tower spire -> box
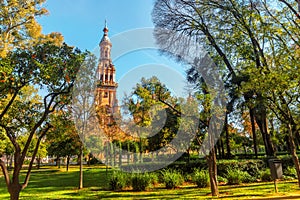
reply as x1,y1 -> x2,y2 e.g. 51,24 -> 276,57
103,20 -> 109,35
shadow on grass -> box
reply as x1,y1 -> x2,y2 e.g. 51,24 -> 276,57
253,196 -> 300,200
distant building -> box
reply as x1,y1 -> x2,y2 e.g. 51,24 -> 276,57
96,22 -> 119,124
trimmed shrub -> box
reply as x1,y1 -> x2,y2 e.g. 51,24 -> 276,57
226,168 -> 254,185
217,160 -> 265,178
161,169 -> 184,189
226,169 -> 242,185
131,173 -> 151,191
109,171 -> 130,191
192,170 -> 209,188
260,169 -> 272,182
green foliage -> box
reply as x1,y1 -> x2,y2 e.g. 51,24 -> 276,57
148,173 -> 159,185
217,176 -> 228,184
192,169 -> 209,188
226,168 -> 243,185
109,171 -> 130,191
240,171 -> 257,183
161,169 -> 184,189
131,173 -> 152,191
124,76 -> 179,152
284,166 -> 297,179
0,41 -> 86,199
0,0 -> 64,57
46,112 -> 81,159
226,168 -> 255,185
217,160 -> 265,178
260,169 -> 272,182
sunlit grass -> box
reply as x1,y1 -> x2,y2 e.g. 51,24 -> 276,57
1,165 -> 300,199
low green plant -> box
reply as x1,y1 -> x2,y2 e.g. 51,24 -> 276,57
226,168 -> 255,185
282,175 -> 295,180
161,169 -> 184,189
192,170 -> 209,188
240,171 -> 257,183
109,171 -> 130,191
148,172 -> 159,185
184,173 -> 192,182
260,169 -> 272,182
226,168 -> 242,185
218,176 -> 228,184
131,173 -> 151,191
284,166 -> 297,178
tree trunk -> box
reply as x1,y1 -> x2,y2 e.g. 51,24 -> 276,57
254,104 -> 275,157
249,108 -> 258,158
127,143 -> 130,164
224,114 -> 231,158
220,138 -> 225,159
56,156 -> 60,168
8,182 -> 22,200
139,138 -> 143,163
66,155 -> 70,172
113,144 -> 116,166
37,157 -> 41,170
79,146 -> 83,189
87,154 -> 91,167
207,148 -> 218,197
288,123 -> 300,187
217,140 -> 222,159
119,147 -> 122,167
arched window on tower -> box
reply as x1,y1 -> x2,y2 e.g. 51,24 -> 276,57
105,50 -> 108,58
104,92 -> 108,98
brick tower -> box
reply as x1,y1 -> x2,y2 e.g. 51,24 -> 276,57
96,22 -> 119,124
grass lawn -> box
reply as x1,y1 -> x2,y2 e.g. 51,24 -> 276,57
1,165 -> 300,199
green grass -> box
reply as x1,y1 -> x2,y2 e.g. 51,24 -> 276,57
1,165 -> 300,199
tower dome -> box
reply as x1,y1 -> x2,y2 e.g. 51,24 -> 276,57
100,21 -> 111,44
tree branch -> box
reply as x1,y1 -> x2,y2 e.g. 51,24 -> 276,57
279,0 -> 300,20
0,159 -> 11,188
22,123 -> 52,189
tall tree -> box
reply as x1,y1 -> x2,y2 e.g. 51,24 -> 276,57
125,76 -> 179,155
153,0 -> 300,187
152,0 -> 277,157
72,53 -> 97,189
0,42 -> 85,200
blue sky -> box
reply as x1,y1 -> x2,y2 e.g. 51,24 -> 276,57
38,0 -> 187,99
39,0 -> 154,50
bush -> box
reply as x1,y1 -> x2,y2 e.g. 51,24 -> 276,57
218,176 -> 227,184
148,173 -> 159,185
192,170 -> 209,188
184,173 -> 192,182
161,169 -> 184,189
217,160 -> 265,178
282,175 -> 295,180
240,171 -> 257,183
260,169 -> 272,182
109,171 -> 130,191
226,168 -> 241,185
284,166 -> 297,178
226,168 -> 253,185
131,173 -> 151,191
